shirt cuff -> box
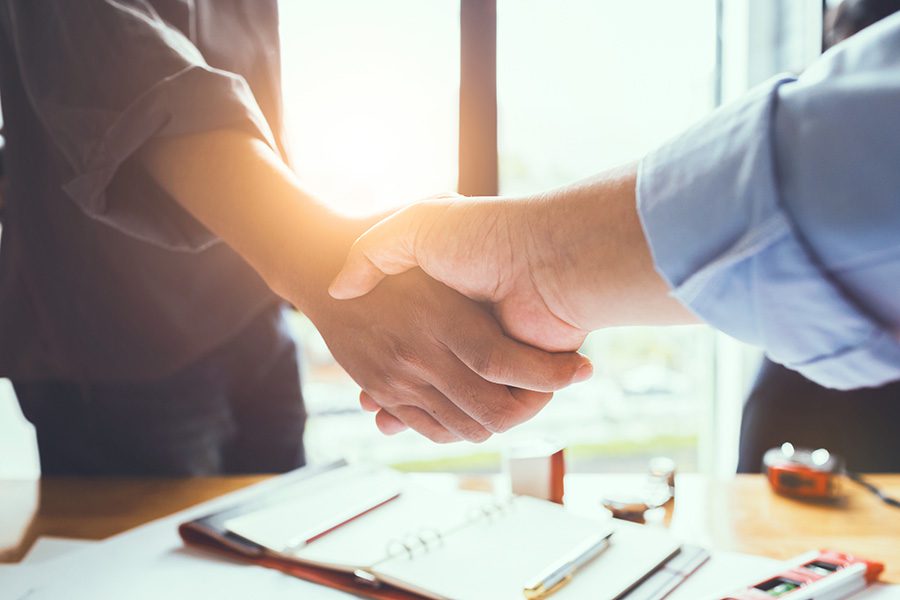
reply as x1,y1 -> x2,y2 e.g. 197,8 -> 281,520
62,65 -> 279,252
636,75 -> 900,390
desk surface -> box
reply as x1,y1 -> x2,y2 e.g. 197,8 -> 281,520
1,473 -> 898,582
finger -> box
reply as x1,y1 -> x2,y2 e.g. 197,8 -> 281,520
509,387 -> 555,419
329,209 -> 421,300
328,247 -> 395,300
375,405 -> 460,443
367,384 -> 489,442
360,390 -> 380,412
442,304 -> 593,392
373,408 -> 408,434
397,385 -> 492,443
426,351 -> 551,434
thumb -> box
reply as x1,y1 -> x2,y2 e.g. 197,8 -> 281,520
328,210 -> 421,300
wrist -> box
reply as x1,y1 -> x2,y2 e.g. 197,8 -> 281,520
534,162 -> 695,330
265,209 -> 377,317
522,163 -> 645,330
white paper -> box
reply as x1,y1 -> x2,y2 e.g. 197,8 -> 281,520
852,584 -> 900,599
0,565 -> 39,600
0,466 -> 356,600
225,465 -> 403,553
21,537 -> 96,565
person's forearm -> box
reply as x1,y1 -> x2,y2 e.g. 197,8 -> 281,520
527,162 -> 697,330
329,161 -> 697,336
139,129 -> 370,313
139,129 -> 593,444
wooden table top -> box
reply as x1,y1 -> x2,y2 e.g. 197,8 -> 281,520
1,473 -> 898,582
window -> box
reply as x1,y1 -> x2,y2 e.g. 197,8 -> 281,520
281,0 -> 722,474
278,0 -> 466,467
497,0 -> 716,194
278,0 -> 460,216
495,0 -> 719,473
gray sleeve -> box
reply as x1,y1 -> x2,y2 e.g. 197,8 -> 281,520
3,0 -> 279,251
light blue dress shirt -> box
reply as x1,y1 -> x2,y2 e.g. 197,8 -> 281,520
637,13 -> 900,390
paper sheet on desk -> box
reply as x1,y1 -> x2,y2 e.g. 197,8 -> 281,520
22,536 -> 96,564
8,551 -> 353,600
0,472 -> 356,600
0,542 -> 353,600
0,538 -> 96,600
854,586 -> 900,599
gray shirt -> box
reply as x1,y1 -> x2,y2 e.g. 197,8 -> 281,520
0,0 -> 286,381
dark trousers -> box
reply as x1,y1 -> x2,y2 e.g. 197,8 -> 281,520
737,359 -> 900,473
13,305 -> 306,476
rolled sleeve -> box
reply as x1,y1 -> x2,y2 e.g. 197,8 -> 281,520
5,0 -> 278,251
637,68 -> 900,390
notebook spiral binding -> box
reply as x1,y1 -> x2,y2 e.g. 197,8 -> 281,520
384,496 -> 516,561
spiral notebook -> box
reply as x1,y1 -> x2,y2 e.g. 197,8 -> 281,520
180,463 -> 681,600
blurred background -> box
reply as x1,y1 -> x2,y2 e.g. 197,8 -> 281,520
0,0 -> 828,479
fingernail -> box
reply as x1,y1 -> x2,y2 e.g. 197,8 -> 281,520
572,362 -> 593,383
327,277 -> 345,299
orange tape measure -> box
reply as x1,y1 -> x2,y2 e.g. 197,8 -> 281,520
763,443 -> 842,500
764,442 -> 900,508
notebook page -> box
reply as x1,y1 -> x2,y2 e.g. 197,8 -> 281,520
374,496 -> 616,600
290,484 -> 491,569
225,465 -> 404,554
228,463 -> 493,571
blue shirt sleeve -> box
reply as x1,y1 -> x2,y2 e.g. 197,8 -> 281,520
636,13 -> 900,390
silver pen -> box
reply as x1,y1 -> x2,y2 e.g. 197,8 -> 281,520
523,530 -> 614,599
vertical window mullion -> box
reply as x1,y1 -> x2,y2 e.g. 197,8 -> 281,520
458,0 -> 498,196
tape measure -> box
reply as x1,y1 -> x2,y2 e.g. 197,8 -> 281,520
763,443 -> 842,500
764,442 -> 900,508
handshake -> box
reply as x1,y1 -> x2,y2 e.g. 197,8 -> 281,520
323,164 -> 693,443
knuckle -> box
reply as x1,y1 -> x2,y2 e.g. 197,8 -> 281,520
482,411 -> 512,434
448,380 -> 480,413
426,428 -> 459,444
369,382 -> 403,407
456,392 -> 512,434
380,370 -> 419,398
468,344 -> 499,379
466,398 -> 510,434
463,425 -> 492,444
388,336 -> 425,372
451,385 -> 511,434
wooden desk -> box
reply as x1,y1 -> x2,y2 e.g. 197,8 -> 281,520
2,473 -> 898,582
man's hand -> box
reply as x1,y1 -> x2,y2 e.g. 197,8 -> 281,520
329,195 -> 590,353
329,164 -> 696,346
304,269 -> 592,441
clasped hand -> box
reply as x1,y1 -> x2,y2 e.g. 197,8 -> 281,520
328,195 -> 594,441
328,164 -> 691,441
